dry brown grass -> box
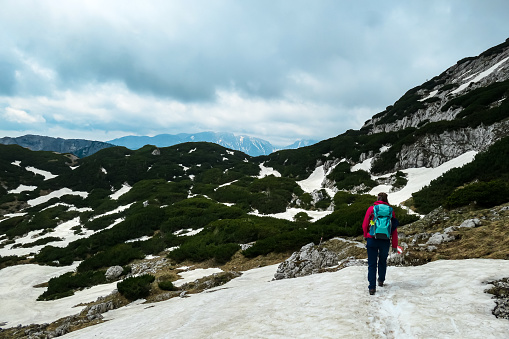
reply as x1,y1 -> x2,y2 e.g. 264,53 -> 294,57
220,250 -> 293,272
397,203 -> 509,263
440,221 -> 509,259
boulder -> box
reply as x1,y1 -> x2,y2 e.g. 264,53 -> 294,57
426,232 -> 455,245
105,266 -> 124,280
459,218 -> 481,228
274,243 -> 338,280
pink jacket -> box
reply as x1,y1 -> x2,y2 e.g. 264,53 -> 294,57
362,201 -> 398,248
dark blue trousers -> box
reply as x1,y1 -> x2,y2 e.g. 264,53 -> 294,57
366,237 -> 390,290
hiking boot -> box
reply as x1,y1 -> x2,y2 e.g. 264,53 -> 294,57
378,280 -> 384,287
369,289 -> 376,295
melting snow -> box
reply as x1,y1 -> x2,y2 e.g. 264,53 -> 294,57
35,259 -> 509,338
110,183 -> 131,200
452,56 -> 509,95
125,236 -> 151,243
27,188 -> 88,207
249,207 -> 332,222
351,158 -> 372,172
258,163 -> 281,178
26,166 -> 58,180
174,228 -> 204,237
8,184 -> 37,194
89,204 -> 133,221
369,151 -> 477,205
418,90 -> 438,101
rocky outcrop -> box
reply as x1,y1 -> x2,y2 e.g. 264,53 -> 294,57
274,243 -> 339,280
358,40 -> 509,173
364,41 -> 509,134
488,278 -> 509,320
393,121 -> 509,170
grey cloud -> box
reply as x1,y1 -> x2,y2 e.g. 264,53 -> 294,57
1,0 -> 509,143
0,61 -> 16,95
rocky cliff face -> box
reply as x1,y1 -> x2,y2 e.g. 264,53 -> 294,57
361,38 -> 509,172
364,40 -> 509,134
394,120 -> 509,169
0,135 -> 114,158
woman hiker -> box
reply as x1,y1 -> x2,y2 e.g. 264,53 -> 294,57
362,192 -> 398,295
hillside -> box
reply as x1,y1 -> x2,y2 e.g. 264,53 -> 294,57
0,39 -> 508,338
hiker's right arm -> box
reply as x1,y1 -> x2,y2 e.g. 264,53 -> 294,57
362,207 -> 373,238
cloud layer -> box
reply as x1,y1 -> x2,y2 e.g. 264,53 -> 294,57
1,0 -> 508,145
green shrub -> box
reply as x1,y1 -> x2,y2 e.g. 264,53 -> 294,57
158,280 -> 177,291
294,212 -> 312,222
117,274 -> 155,300
77,244 -> 144,272
213,243 -> 240,264
444,180 -> 509,209
38,270 -> 107,300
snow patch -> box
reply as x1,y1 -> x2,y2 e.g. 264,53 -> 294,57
8,184 -> 37,194
56,260 -> 509,338
174,228 -> 204,237
418,90 -> 438,101
110,183 -> 131,200
258,163 -> 281,178
351,157 -> 372,172
249,207 -> 332,222
27,188 -> 88,207
452,56 -> 509,94
369,151 -> 478,205
26,166 -> 58,180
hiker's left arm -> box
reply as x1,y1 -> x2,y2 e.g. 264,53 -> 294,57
391,228 -> 398,248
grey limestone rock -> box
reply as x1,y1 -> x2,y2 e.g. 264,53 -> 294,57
274,243 -> 339,280
459,218 -> 481,228
426,232 -> 455,245
105,265 -> 123,280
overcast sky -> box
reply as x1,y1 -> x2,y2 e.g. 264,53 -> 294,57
1,0 -> 508,146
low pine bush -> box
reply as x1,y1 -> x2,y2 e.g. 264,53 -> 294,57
117,274 -> 155,301
158,280 -> 177,291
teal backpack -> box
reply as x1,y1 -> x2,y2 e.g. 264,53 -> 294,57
369,204 -> 393,240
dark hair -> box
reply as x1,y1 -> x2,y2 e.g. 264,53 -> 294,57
377,192 -> 389,203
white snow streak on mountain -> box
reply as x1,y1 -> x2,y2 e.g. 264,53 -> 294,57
25,166 -> 58,180
452,56 -> 509,94
27,188 -> 88,207
7,184 -> 37,194
54,259 -> 509,338
258,163 -> 281,178
297,165 -> 336,198
249,207 -> 332,222
369,151 -> 477,206
109,183 -> 132,200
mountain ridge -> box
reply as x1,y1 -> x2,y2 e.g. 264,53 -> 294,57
0,135 -> 114,158
107,132 -> 318,156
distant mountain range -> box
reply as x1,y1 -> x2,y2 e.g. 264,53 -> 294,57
107,132 -> 318,156
0,132 -> 317,157
0,135 -> 114,158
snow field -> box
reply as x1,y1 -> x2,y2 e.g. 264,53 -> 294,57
57,259 -> 509,338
